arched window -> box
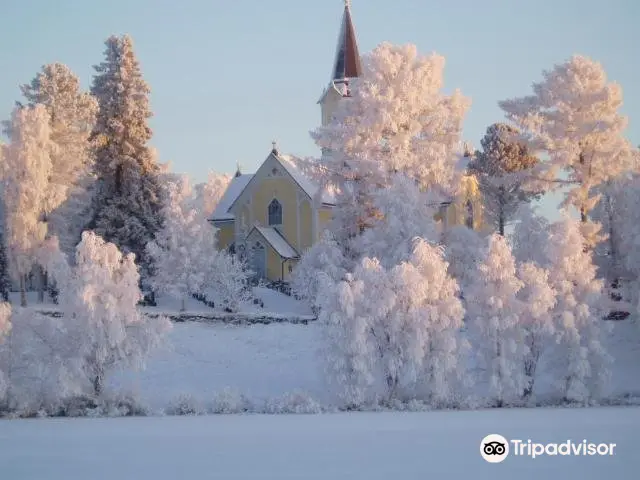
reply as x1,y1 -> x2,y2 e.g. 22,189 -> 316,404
465,200 -> 474,229
268,199 -> 282,226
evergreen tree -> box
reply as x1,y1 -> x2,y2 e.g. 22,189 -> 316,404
468,123 -> 540,236
88,35 -> 164,286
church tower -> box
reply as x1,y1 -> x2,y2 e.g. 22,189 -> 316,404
317,1 -> 362,127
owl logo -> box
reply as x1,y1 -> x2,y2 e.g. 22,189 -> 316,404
480,434 -> 509,463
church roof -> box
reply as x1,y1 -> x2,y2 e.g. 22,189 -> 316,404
210,173 -> 254,221
331,1 -> 362,83
251,226 -> 299,259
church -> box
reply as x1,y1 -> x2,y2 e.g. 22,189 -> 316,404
210,1 -> 484,283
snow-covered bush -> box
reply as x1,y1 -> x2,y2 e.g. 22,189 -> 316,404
0,307 -> 85,416
210,387 -> 251,414
166,393 -> 205,416
264,390 -> 323,414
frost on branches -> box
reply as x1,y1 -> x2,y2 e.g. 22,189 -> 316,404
355,174 -> 439,268
465,234 -> 527,407
193,172 -> 232,219
291,230 -> 346,313
147,175 -> 251,312
468,123 -> 540,236
544,214 -> 611,402
500,55 -> 635,233
516,262 -> 556,399
63,231 -> 171,396
18,63 -> 98,258
88,35 -> 164,284
442,225 -> 485,295
387,239 -> 467,406
320,240 -> 466,408
510,204 -> 551,266
311,42 -> 470,248
1,105 -> 53,306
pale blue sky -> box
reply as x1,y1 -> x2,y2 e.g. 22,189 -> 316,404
1,0 -> 637,216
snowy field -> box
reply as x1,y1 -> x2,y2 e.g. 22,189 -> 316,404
108,317 -> 640,414
1,407 -> 638,479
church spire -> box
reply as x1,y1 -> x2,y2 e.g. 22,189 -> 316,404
331,0 -> 362,86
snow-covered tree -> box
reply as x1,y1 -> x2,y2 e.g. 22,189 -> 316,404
500,55 -> 636,232
63,231 -> 171,396
17,63 -> 98,258
291,230 -> 346,313
147,174 -> 251,312
311,42 -> 470,248
516,262 -> 556,399
510,204 -> 551,266
319,267 -> 380,408
544,214 -> 611,402
442,225 -> 485,295
88,35 -> 164,285
355,174 -> 439,267
465,234 -> 527,406
388,238 -> 467,406
193,172 -> 231,219
468,123 -> 540,236
2,105 -> 53,306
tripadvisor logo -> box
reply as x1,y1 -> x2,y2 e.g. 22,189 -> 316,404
480,434 -> 509,463
480,434 -> 617,463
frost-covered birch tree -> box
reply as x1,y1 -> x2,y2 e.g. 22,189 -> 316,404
17,63 -> 98,258
468,123 -> 540,236
88,35 -> 164,285
311,42 -> 470,253
500,56 -> 636,239
63,231 -> 171,396
465,234 -> 527,406
2,105 -> 53,306
388,239 -> 467,406
516,262 -> 556,399
544,214 -> 611,402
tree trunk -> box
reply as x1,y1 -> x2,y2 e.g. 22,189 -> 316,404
580,205 -> 587,223
498,208 -> 505,237
180,297 -> 186,312
19,275 -> 27,307
38,268 -> 47,303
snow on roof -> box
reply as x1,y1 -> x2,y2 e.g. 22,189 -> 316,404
277,154 -> 336,205
253,226 -> 299,259
210,174 -> 254,221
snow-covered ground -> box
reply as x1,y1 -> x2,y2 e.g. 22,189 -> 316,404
1,407 -> 638,479
109,317 -> 640,413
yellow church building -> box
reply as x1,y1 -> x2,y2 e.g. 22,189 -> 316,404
210,1 -> 484,283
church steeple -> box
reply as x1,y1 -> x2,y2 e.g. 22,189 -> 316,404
331,0 -> 362,86
318,1 -> 363,127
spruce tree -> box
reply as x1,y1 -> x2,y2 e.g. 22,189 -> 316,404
88,35 -> 164,286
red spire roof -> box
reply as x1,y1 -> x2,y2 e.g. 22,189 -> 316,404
331,1 -> 362,83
